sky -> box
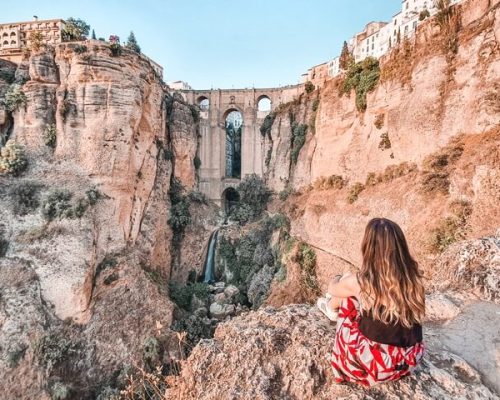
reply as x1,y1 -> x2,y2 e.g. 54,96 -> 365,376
1,1 -> 400,89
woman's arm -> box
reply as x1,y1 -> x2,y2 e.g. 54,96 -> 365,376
327,273 -> 360,299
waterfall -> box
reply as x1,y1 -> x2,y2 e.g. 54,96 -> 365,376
202,229 -> 219,283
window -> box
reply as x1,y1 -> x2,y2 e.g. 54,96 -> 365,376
372,44 -> 374,50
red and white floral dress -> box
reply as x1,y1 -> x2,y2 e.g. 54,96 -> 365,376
328,296 -> 424,387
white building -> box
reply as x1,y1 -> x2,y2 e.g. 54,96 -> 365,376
168,80 -> 192,90
327,56 -> 340,77
325,0 -> 463,78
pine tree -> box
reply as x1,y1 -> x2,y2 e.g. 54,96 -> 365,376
125,31 -> 141,53
91,29 -> 96,40
339,41 -> 353,70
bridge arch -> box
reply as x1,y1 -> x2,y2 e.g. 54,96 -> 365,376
222,187 -> 240,214
257,95 -> 272,112
224,109 -> 243,179
197,95 -> 210,110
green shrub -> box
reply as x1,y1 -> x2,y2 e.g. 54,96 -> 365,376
230,203 -> 254,225
34,334 -> 76,372
194,155 -> 201,169
312,98 -> 320,112
305,81 -> 315,94
73,44 -> 87,54
347,182 -> 365,204
85,187 -> 101,205
0,237 -> 8,257
51,382 -> 71,400
296,242 -> 320,297
168,197 -> 191,232
235,174 -> 272,220
378,132 -> 392,150
125,31 -> 141,54
43,124 -> 57,148
0,69 -> 16,84
189,104 -> 200,123
109,43 -> 122,57
188,190 -> 208,204
260,113 -> 276,138
6,345 -> 26,368
2,84 -> 28,112
0,140 -> 28,175
9,181 -> 41,215
42,189 -> 74,220
291,123 -> 308,164
168,282 -> 210,311
164,148 -> 174,161
279,186 -> 295,201
341,57 -> 380,112
73,197 -> 88,218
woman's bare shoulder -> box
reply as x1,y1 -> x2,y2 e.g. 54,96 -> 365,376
342,273 -> 361,293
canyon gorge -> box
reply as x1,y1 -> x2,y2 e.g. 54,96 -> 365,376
0,0 -> 499,398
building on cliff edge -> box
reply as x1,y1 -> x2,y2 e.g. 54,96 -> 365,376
0,17 -> 164,79
304,0 -> 464,82
0,17 -> 65,63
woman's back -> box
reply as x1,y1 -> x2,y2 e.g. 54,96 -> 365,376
325,218 -> 425,387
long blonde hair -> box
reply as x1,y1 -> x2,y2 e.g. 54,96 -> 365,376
358,218 -> 425,328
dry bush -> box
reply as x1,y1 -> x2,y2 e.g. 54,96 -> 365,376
380,39 -> 415,86
378,132 -> 392,150
374,113 -> 385,129
420,136 -> 464,194
313,175 -> 346,191
428,199 -> 472,253
365,162 -> 417,186
347,182 -> 365,204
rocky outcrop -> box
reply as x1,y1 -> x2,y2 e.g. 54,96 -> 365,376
166,304 -> 497,399
0,42 -> 189,398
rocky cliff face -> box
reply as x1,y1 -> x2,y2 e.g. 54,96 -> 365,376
264,0 -> 500,190
0,42 -> 200,398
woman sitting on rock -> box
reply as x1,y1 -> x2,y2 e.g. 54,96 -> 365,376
316,217 -> 425,387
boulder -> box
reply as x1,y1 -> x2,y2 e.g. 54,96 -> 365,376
213,292 -> 226,305
425,293 -> 461,322
223,285 -> 240,302
209,302 -> 235,320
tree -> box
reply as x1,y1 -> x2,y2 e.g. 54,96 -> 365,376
125,31 -> 141,53
91,29 -> 96,40
28,31 -> 44,51
339,41 -> 354,70
62,18 -> 90,41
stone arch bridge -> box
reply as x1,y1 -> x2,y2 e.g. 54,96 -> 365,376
180,86 -> 303,206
